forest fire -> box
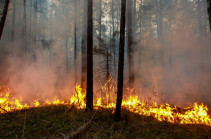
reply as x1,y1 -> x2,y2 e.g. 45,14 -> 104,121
0,85 -> 210,126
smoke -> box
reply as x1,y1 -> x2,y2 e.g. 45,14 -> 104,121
0,0 -> 211,107
0,0 -> 77,102
134,1 -> 211,107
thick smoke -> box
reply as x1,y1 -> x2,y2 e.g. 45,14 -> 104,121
0,0 -> 77,102
0,0 -> 211,107
134,1 -> 211,107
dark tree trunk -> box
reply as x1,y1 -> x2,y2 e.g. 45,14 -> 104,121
0,0 -> 10,40
86,0 -> 93,111
106,49 -> 110,103
111,0 -> 117,76
74,0 -> 77,85
127,0 -> 135,93
12,0 -> 16,41
208,0 -> 211,31
81,0 -> 87,92
115,0 -> 126,120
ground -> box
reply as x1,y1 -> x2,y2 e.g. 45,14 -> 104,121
0,105 -> 211,139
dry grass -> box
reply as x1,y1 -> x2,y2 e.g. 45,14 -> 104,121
0,105 -> 210,139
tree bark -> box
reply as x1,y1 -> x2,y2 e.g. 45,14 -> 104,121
127,0 -> 135,93
81,0 -> 87,92
115,0 -> 126,120
0,0 -> 10,40
86,0 -> 93,111
74,0 -> 77,85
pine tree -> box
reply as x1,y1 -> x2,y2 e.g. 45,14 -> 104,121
115,0 -> 126,120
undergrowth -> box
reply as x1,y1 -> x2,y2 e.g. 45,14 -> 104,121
0,105 -> 210,139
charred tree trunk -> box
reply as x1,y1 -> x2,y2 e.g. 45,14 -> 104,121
127,0 -> 135,93
115,0 -> 126,120
11,0 -> 16,41
74,0 -> 77,85
86,0 -> 93,111
0,0 -> 10,40
81,0 -> 87,92
208,0 -> 211,31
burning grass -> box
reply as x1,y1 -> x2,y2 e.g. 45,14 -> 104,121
0,85 -> 211,127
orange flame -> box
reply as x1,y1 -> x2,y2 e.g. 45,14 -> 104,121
0,85 -> 210,126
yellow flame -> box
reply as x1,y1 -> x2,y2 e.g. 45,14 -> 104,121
0,85 -> 210,126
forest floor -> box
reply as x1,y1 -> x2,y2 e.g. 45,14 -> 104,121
0,105 -> 211,139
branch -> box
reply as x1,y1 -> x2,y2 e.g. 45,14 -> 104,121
64,110 -> 97,139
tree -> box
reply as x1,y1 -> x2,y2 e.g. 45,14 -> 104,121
81,0 -> 87,92
127,0 -> 135,93
86,0 -> 93,111
0,0 -> 10,40
22,0 -> 27,53
208,0 -> 211,31
74,0 -> 77,85
115,0 -> 126,120
11,0 -> 16,41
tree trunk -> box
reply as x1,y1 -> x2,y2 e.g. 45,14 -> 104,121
50,0 -> 53,39
22,0 -> 27,53
29,0 -> 32,43
157,0 -> 164,67
86,0 -> 93,111
115,0 -> 126,120
111,0 -> 117,76
11,0 -> 16,41
99,0 -> 102,49
111,0 -> 115,34
106,49 -> 110,103
0,0 -> 10,40
207,0 -> 211,31
74,0 -> 77,85
34,0 -> 38,41
81,0 -> 87,92
127,0 -> 135,93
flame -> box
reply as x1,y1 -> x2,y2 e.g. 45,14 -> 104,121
0,85 -> 210,126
